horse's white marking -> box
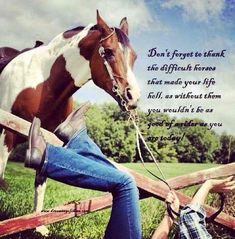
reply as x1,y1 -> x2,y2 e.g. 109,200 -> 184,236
35,226 -> 49,237
127,65 -> 141,102
118,43 -> 124,52
0,46 -> 49,111
33,174 -> 48,235
34,180 -> 47,212
125,47 -> 141,103
0,131 -> 9,179
117,43 -> 140,104
63,24 -> 93,87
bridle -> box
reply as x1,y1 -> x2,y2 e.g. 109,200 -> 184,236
98,28 -> 129,110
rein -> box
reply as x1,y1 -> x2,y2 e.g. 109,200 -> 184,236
98,28 -> 224,223
130,109 -> 225,223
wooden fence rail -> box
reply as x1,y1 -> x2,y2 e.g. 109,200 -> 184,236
0,109 -> 235,236
1,171 -> 235,236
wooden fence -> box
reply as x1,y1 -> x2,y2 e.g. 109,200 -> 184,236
0,109 -> 234,237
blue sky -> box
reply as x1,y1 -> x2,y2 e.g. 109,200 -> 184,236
72,0 -> 235,134
1,0 -> 235,134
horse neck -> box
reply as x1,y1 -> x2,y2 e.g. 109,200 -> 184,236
46,24 -> 94,88
37,25 -> 95,123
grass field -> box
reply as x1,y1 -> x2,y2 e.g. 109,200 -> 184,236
0,162 -> 233,239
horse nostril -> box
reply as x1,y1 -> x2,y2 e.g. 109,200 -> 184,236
125,88 -> 133,101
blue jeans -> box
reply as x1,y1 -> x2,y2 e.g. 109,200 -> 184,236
40,128 -> 141,239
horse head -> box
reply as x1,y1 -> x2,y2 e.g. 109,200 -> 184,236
79,11 -> 140,111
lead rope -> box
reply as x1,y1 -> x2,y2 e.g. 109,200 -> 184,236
128,110 -> 225,221
129,111 -> 180,220
133,115 -> 168,183
99,43 -> 179,220
129,110 -> 225,222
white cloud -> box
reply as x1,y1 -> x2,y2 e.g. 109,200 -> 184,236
161,0 -> 225,23
0,0 -> 153,48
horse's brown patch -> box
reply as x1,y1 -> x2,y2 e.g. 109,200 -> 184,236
8,55 -> 77,149
78,30 -> 101,60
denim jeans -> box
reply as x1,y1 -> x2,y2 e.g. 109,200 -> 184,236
40,127 -> 141,239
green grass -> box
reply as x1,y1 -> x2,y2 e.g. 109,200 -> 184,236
124,162 -> 216,179
0,162 -> 225,239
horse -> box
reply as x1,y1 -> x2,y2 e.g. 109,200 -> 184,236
0,11 -> 140,235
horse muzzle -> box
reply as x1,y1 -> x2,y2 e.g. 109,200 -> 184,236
118,94 -> 138,111
112,84 -> 140,111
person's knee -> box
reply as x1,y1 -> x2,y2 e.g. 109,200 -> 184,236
115,171 -> 138,192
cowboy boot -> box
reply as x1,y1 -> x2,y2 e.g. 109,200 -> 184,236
25,117 -> 46,170
54,101 -> 91,143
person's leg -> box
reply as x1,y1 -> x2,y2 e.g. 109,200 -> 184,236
65,127 -> 116,169
64,128 -> 141,238
26,118 -> 141,238
40,130 -> 141,239
104,174 -> 141,239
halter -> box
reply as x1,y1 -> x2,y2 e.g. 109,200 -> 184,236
98,28 -> 129,109
100,28 -> 115,43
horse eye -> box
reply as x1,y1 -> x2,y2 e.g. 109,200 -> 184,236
104,48 -> 114,60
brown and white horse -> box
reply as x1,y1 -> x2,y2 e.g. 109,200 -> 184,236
0,12 -> 140,235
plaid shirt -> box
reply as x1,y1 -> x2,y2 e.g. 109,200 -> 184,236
178,203 -> 212,239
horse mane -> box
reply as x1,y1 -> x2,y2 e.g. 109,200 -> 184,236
64,25 -> 130,46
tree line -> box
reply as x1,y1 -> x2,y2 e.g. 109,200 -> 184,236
10,102 -> 235,164
85,103 -> 235,164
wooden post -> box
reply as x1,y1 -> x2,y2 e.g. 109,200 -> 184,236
166,163 -> 235,189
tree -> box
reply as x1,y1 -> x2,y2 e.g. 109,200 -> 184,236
173,118 -> 220,163
86,103 -> 136,162
136,112 -> 178,163
215,133 -> 235,164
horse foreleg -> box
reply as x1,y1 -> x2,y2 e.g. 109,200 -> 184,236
34,172 -> 49,236
0,131 -> 10,180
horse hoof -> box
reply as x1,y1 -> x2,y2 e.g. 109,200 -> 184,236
36,225 -> 49,237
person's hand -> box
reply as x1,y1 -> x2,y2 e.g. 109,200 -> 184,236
153,191 -> 179,238
165,190 -> 180,214
205,176 -> 235,193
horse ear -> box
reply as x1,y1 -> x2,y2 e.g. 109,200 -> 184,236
96,10 -> 112,36
120,17 -> 128,36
